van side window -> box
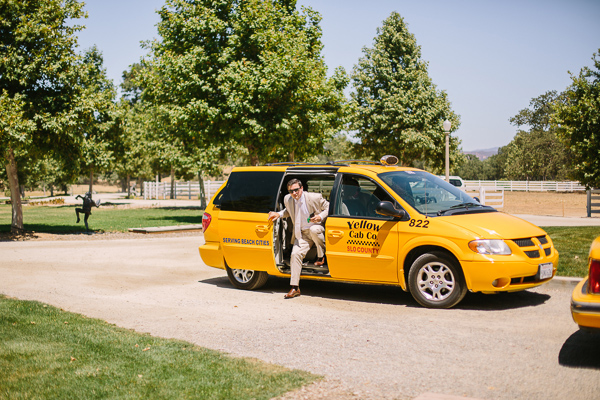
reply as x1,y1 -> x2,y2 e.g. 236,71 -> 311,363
220,171 -> 284,213
333,174 -> 396,218
304,178 -> 335,201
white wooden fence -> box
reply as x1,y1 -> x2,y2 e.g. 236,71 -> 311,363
465,180 -> 585,192
466,187 -> 504,209
143,180 -> 224,201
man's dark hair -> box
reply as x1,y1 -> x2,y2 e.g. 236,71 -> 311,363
287,178 -> 302,189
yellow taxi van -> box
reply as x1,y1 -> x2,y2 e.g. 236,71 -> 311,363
199,156 -> 558,308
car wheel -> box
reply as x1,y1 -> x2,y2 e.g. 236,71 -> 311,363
407,252 -> 467,309
225,265 -> 268,290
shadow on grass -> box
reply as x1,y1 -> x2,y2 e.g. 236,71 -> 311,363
12,223 -> 96,233
0,227 -> 101,241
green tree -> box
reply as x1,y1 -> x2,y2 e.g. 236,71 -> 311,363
505,91 -> 571,181
503,129 -> 570,180
457,154 -> 485,180
349,12 -> 461,169
0,91 -> 36,229
113,64 -> 155,197
76,47 -> 117,193
143,0 -> 347,166
510,91 -> 564,131
121,62 -> 144,105
553,49 -> 600,188
0,0 -> 91,233
485,146 -> 508,180
312,132 -> 355,163
120,62 -> 226,203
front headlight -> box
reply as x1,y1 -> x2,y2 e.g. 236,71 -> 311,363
468,239 -> 511,255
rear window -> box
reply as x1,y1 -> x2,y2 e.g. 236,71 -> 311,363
219,171 -> 284,213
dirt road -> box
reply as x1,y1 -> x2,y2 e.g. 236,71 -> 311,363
1,234 -> 599,400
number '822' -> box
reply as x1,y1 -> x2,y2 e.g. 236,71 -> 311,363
409,219 -> 429,228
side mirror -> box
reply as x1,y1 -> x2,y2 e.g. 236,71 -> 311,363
376,201 -> 407,219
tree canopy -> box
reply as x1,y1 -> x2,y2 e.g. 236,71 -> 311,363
553,49 -> 600,188
349,12 -> 461,169
143,0 -> 347,166
0,0 -> 112,232
503,91 -> 571,181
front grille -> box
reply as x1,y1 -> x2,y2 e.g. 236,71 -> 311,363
513,238 -> 534,247
512,236 -> 552,259
511,275 -> 538,284
537,235 -> 548,245
524,250 -> 540,258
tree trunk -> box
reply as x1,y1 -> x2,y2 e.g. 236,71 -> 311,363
247,145 -> 260,166
170,167 -> 175,199
5,147 -> 24,234
288,151 -> 294,162
198,171 -> 207,208
88,167 -> 94,194
127,173 -> 131,198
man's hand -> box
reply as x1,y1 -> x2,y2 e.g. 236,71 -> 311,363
268,211 -> 280,222
309,214 -> 322,223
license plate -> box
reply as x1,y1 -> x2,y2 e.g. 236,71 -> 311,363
538,263 -> 553,280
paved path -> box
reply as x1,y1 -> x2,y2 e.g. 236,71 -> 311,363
1,236 -> 599,400
512,214 -> 600,227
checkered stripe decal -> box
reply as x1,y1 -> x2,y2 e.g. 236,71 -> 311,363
347,239 -> 380,247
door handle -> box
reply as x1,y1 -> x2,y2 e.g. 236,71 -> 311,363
328,230 -> 344,238
255,225 -> 270,233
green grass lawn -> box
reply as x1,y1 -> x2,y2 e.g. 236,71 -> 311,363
542,226 -> 600,277
0,204 -> 203,233
0,295 -> 318,399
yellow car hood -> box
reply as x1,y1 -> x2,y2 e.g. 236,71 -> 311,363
440,212 -> 546,239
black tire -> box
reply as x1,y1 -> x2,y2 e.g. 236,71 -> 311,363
225,265 -> 269,290
407,252 -> 467,309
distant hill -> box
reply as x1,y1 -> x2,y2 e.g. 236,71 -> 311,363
463,147 -> 499,161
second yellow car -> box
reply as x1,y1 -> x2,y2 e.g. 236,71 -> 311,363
571,236 -> 600,331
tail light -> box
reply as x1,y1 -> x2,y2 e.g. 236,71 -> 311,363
589,259 -> 600,294
202,212 -> 212,232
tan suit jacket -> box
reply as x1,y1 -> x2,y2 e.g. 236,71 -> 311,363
281,192 -> 329,243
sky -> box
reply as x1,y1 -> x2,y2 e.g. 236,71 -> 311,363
76,0 -> 600,152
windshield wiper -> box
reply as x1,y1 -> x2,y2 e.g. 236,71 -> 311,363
437,203 -> 484,216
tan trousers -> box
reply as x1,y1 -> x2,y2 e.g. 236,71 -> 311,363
290,225 -> 325,286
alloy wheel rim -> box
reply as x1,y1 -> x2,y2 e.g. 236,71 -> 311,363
232,269 -> 254,283
417,262 -> 455,301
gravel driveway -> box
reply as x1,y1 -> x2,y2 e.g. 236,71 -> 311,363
1,233 -> 599,400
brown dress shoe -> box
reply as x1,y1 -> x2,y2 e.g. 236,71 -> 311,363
284,288 -> 301,299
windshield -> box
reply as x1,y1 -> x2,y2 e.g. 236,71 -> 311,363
379,171 -> 485,216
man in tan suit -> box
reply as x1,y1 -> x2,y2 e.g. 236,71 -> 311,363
268,178 -> 329,298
